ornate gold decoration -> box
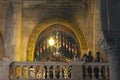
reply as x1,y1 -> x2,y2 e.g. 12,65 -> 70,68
27,19 -> 87,61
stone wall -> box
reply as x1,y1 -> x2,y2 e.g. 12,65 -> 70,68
0,0 -> 10,60
73,0 -> 107,59
0,0 -> 107,61
21,0 -> 89,61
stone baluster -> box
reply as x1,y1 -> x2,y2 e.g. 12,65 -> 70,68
25,65 -> 28,79
105,66 -> 109,79
53,66 -> 56,79
27,66 -> 30,79
59,66 -> 63,79
34,66 -> 36,79
19,66 -> 22,79
98,66 -> 102,79
22,66 -> 27,79
63,66 -> 66,79
33,66 -> 36,78
85,65 -> 88,79
81,65 -> 85,79
70,66 -> 73,79
14,66 -> 16,79
40,66 -> 43,79
65,66 -> 69,79
26,66 -> 29,79
9,65 -> 14,80
42,66 -> 46,79
91,65 -> 95,80
68,65 -> 71,79
13,65 -> 16,80
31,65 -> 35,78
16,66 -> 21,79
47,66 -> 50,79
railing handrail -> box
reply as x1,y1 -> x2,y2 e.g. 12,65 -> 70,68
11,61 -> 73,66
10,61 -> 109,67
84,62 -> 109,66
8,61 -> 109,80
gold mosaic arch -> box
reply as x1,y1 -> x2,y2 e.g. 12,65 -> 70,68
27,19 -> 87,61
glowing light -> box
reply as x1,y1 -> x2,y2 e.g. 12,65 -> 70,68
49,37 -> 55,46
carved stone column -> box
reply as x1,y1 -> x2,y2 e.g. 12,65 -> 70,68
99,35 -> 120,80
11,0 -> 22,61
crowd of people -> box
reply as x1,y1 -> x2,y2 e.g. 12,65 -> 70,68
81,51 -> 104,62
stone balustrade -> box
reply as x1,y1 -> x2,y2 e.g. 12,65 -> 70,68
0,61 -> 109,80
83,62 -> 109,80
9,62 -> 72,80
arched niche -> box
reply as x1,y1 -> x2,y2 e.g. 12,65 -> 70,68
27,19 -> 87,61
34,24 -> 81,62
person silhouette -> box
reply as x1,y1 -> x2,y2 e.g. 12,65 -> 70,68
87,51 -> 93,62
